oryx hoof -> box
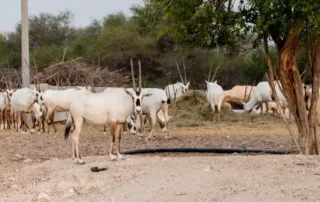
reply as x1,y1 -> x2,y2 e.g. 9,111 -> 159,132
78,159 -> 85,165
117,154 -> 125,160
110,154 -> 117,161
103,132 -> 107,135
30,129 -> 35,133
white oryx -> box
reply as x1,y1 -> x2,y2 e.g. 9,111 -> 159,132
120,87 -> 172,140
242,81 -> 287,112
64,59 -> 152,164
30,102 -> 46,134
206,80 -> 225,122
10,88 -> 43,134
165,60 -> 190,102
205,62 -> 225,123
40,86 -> 92,134
0,90 -> 11,129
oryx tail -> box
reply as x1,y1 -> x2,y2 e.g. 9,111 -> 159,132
64,111 -> 74,140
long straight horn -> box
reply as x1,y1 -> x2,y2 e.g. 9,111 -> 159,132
175,60 -> 185,84
33,58 -> 40,91
182,59 -> 187,84
130,58 -> 136,90
138,60 -> 142,90
208,60 -> 213,82
211,61 -> 222,82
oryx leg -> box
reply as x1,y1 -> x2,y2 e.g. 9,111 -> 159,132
145,111 -> 157,141
103,125 -> 107,135
265,102 -> 269,114
45,107 -> 54,134
21,112 -> 30,134
109,121 -> 117,160
15,111 -> 21,134
0,110 -> 3,130
115,123 -> 124,159
49,112 -> 57,133
30,112 -> 36,134
41,116 -> 45,133
160,105 -> 171,139
73,117 -> 84,165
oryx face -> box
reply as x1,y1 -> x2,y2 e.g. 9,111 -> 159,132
179,82 -> 190,93
125,88 -> 152,114
76,86 -> 92,93
5,89 -> 15,102
35,91 -> 44,105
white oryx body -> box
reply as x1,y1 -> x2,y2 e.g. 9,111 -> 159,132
41,86 -> 92,134
10,88 -> 43,134
31,102 -> 46,134
64,59 -> 151,164
0,92 -> 10,129
242,81 -> 287,112
165,82 -> 190,101
206,80 -> 225,122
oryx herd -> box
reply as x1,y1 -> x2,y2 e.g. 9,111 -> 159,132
0,58 -> 316,165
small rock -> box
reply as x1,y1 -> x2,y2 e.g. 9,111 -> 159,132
37,193 -> 51,201
112,172 -> 121,178
204,165 -> 211,172
69,188 -> 75,194
11,184 -> 18,189
24,158 -> 33,163
8,177 -> 15,181
50,157 -> 59,161
13,154 -> 23,159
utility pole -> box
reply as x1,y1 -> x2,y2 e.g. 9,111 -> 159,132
21,0 -> 30,88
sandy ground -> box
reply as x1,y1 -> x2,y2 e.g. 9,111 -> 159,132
0,121 -> 318,202
1,155 -> 320,202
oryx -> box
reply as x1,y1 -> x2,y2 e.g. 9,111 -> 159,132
64,59 -> 152,164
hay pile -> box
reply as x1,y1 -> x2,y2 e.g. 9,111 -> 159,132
169,90 -> 279,127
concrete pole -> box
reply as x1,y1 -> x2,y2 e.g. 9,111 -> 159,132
21,0 -> 30,88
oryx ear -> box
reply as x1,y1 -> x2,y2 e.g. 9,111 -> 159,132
213,80 -> 217,84
124,88 -> 133,96
143,93 -> 152,97
186,81 -> 190,88
205,80 -> 209,85
241,101 -> 246,105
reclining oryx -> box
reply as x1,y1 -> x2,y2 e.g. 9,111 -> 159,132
40,86 -> 92,134
64,59 -> 151,164
165,60 -> 190,102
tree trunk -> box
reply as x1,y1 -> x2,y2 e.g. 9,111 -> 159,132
277,23 -> 311,154
277,22 -> 320,154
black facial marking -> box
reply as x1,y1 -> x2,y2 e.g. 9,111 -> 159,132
134,126 -> 136,130
136,99 -> 140,106
128,123 -> 132,129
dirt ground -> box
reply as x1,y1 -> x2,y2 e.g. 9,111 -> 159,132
0,120 -> 318,202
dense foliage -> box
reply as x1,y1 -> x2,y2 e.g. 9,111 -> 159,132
0,1 -> 315,89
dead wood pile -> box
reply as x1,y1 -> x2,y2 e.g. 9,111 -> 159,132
0,58 -> 132,88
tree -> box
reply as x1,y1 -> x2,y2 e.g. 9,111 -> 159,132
145,0 -> 320,154
238,0 -> 320,154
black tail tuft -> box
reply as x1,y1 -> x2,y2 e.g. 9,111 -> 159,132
64,121 -> 72,140
214,105 -> 218,111
167,98 -> 171,104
